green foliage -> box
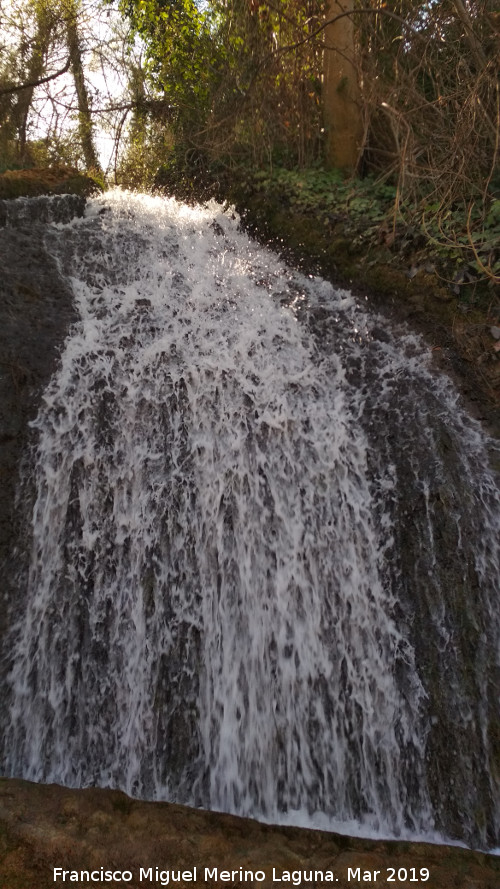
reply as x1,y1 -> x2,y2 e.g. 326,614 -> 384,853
485,200 -> 500,231
117,0 -> 324,170
421,198 -> 500,285
243,166 -> 499,291
117,0 -> 219,125
117,115 -> 175,189
250,167 -> 397,227
0,132 -> 88,175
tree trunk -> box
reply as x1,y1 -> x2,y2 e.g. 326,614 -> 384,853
65,1 -> 102,173
323,0 -> 363,172
12,8 -> 52,162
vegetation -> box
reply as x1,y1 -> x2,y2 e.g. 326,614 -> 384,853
236,166 -> 500,296
0,0 -> 139,175
113,0 -> 499,286
0,0 -> 498,289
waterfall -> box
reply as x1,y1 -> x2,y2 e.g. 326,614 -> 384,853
1,191 -> 499,849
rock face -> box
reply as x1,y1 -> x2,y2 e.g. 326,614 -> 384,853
0,779 -> 499,889
0,199 -> 79,649
1,191 -> 499,883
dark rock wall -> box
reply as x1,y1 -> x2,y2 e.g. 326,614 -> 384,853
0,210 -> 79,647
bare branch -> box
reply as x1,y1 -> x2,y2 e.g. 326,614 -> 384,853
0,58 -> 71,97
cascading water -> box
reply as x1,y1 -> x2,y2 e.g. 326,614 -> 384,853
1,191 -> 499,849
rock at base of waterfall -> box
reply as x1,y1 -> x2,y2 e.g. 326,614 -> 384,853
0,779 -> 499,889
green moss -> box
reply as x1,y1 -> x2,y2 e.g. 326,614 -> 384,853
0,166 -> 103,200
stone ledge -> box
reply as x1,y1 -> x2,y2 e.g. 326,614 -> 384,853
0,779 -> 499,889
0,166 -> 102,200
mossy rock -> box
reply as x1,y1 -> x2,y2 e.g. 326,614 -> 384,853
0,166 -> 103,200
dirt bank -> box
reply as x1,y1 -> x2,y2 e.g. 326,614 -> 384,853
1,779 -> 499,889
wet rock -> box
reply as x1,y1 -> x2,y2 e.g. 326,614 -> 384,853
0,208 -> 78,651
370,326 -> 391,343
0,193 -> 85,227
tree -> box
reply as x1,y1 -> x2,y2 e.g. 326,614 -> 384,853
11,2 -> 55,160
117,0 -> 324,175
63,0 -> 102,172
323,0 -> 363,172
0,0 -> 61,166
0,0 -> 113,173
